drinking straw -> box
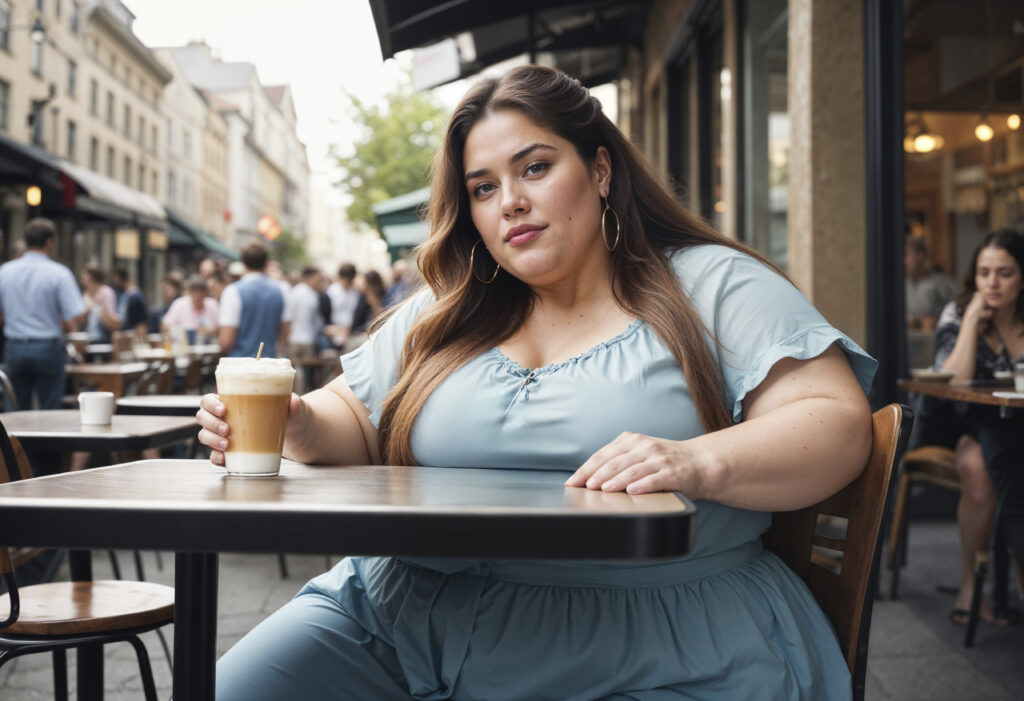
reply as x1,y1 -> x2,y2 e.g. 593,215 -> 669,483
256,342 -> 265,360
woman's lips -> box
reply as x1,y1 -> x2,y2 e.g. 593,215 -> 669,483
506,227 -> 543,247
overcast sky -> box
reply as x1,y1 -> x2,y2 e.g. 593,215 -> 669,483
124,0 -> 448,182
124,0 -> 615,189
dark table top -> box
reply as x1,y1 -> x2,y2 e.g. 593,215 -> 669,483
899,379 -> 1024,408
0,411 -> 198,452
0,459 -> 696,560
116,394 -> 202,416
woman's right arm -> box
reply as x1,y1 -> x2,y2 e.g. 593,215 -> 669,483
196,373 -> 380,467
939,292 -> 989,381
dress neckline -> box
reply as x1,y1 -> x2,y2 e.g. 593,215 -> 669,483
490,318 -> 644,376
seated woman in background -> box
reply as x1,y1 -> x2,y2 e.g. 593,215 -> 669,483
914,228 -> 1024,626
199,65 -> 876,700
160,275 -> 219,344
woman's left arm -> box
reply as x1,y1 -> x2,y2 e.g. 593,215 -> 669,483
567,343 -> 872,511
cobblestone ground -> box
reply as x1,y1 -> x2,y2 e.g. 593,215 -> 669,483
1,521 -> 1021,700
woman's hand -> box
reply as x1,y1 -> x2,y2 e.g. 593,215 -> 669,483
963,291 -> 993,330
566,432 -> 714,496
196,392 -> 305,467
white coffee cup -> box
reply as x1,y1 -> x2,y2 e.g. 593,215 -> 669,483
79,391 -> 115,425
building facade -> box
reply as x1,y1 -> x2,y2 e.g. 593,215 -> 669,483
159,43 -> 310,249
0,0 -> 171,299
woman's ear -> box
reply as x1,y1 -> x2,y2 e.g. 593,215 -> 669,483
594,146 -> 612,197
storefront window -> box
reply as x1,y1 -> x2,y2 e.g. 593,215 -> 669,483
709,30 -> 725,232
742,0 -> 788,267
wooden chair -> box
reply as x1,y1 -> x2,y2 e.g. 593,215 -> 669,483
886,445 -> 960,599
763,403 -> 912,701
0,369 -> 19,412
0,423 -> 175,700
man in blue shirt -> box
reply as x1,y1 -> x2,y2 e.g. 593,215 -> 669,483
110,267 -> 149,335
218,243 -> 291,357
0,218 -> 86,410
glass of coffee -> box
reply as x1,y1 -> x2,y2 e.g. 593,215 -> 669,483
215,357 -> 296,477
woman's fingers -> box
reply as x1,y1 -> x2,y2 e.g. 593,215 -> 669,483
196,394 -> 230,462
565,432 -> 635,486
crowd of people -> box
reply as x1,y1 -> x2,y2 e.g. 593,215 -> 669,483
0,215 -> 414,411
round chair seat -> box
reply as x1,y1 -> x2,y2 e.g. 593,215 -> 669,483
0,580 -> 174,636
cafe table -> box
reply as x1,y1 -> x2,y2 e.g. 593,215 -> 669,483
66,361 -> 149,398
898,378 -> 1024,415
0,410 -> 199,461
116,393 -> 203,416
0,459 -> 696,701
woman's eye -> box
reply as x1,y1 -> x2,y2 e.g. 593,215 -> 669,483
473,183 -> 496,197
524,162 -> 548,176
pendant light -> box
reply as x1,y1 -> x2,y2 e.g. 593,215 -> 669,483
975,114 -> 994,142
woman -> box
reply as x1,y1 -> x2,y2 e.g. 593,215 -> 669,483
160,275 -> 219,344
198,66 -> 875,700
350,269 -> 387,334
80,264 -> 117,343
915,229 -> 1024,626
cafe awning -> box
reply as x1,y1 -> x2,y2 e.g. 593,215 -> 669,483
368,0 -> 649,88
166,209 -> 239,261
59,160 -> 167,230
372,186 -> 430,252
0,132 -> 168,230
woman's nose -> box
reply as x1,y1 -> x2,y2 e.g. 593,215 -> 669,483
501,186 -> 530,218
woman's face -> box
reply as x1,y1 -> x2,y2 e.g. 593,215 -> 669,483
975,245 -> 1023,311
462,109 -> 612,288
189,289 -> 205,307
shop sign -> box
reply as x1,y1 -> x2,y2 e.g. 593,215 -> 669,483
115,229 -> 140,260
147,230 -> 168,250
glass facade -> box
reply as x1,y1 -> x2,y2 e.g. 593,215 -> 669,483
742,0 -> 789,267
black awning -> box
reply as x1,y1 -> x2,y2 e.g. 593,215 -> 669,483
369,0 -> 649,86
0,132 -> 64,190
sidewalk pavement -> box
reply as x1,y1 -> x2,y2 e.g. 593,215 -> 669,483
1,522 -> 1021,700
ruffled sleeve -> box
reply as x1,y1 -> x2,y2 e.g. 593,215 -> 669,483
672,245 -> 877,423
340,289 -> 433,427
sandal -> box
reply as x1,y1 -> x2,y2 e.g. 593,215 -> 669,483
993,607 -> 1022,627
949,608 -> 971,626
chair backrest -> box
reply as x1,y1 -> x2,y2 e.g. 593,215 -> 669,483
112,330 -> 136,362
762,403 -> 911,695
0,420 -> 23,628
0,369 -> 18,411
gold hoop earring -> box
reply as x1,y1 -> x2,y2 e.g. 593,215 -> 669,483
470,240 -> 500,284
601,198 -> 620,252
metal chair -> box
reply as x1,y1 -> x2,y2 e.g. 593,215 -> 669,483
0,422 -> 175,700
763,403 -> 912,701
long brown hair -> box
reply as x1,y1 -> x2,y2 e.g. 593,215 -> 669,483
378,65 -> 780,465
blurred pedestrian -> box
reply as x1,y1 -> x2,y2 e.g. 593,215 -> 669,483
109,267 -> 149,336
80,264 -> 118,343
0,218 -> 85,410
150,274 -> 184,333
287,267 -> 324,360
162,275 -> 220,344
350,270 -> 385,334
206,270 -> 228,301
325,263 -> 359,348
218,243 -> 291,357
906,234 -> 958,331
383,259 -> 413,308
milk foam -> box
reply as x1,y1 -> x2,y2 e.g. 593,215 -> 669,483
215,357 -> 295,394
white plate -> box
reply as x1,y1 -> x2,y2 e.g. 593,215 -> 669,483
992,391 -> 1024,399
909,369 -> 955,382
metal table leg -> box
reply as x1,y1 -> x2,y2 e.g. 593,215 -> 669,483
174,552 -> 219,701
69,550 -> 103,700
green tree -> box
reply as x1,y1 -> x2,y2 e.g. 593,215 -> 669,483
268,229 -> 309,269
331,77 -> 448,230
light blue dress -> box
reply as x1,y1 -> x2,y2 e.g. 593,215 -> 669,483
216,245 -> 876,700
